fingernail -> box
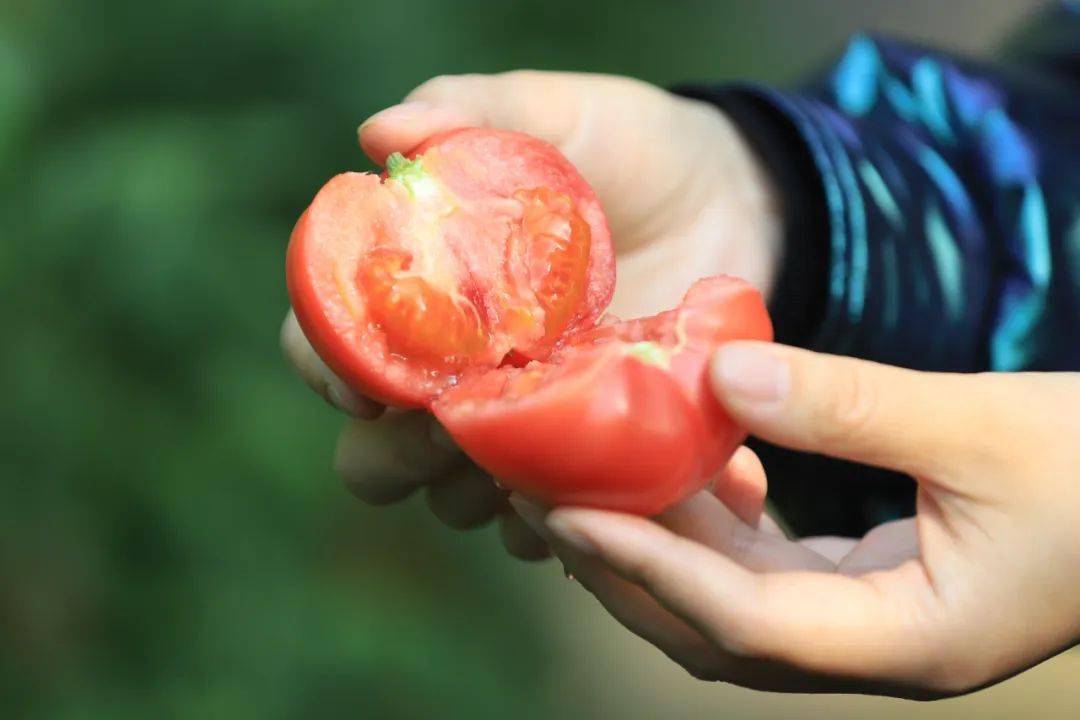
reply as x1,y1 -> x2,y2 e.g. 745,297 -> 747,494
712,343 -> 790,404
359,101 -> 432,131
545,513 -> 598,556
508,493 -> 546,531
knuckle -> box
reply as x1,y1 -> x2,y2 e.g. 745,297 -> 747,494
619,548 -> 670,591
812,362 -> 879,447
709,621 -> 760,659
407,74 -> 457,102
426,481 -> 498,531
334,423 -> 427,504
681,658 -> 721,682
409,73 -> 480,103
915,652 -> 987,698
901,618 -> 990,698
500,515 -> 550,561
495,68 -> 547,85
340,474 -> 418,506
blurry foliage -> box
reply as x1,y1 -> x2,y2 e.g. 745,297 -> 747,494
0,1 -> 792,717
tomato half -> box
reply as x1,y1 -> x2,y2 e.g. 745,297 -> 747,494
287,128 -> 615,406
432,277 -> 772,515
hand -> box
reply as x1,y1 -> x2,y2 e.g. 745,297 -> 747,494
513,342 -> 1080,697
282,71 -> 784,558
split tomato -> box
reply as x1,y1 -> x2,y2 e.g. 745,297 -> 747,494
286,127 -> 772,514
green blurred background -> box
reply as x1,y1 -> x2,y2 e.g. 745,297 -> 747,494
5,1 -> 1077,718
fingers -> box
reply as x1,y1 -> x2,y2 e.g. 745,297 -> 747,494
710,342 -> 993,481
798,536 -> 858,565
655,492 -> 835,573
833,518 -> 920,576
280,311 -> 383,419
709,446 -> 767,527
358,71 -> 588,167
426,464 -> 506,530
511,490 -> 837,681
380,71 -> 597,164
335,413 -> 462,505
358,101 -> 475,166
498,506 -> 551,561
509,496 -> 721,676
543,507 -> 938,683
356,71 -> 731,256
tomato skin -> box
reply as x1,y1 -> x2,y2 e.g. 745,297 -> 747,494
433,276 -> 773,515
433,348 -> 711,515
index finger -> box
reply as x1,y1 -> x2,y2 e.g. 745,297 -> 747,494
358,71 -> 595,170
280,310 -> 384,419
544,507 -> 942,694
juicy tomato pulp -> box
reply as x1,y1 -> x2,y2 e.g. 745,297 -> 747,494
433,277 -> 772,515
287,127 -> 773,514
287,128 -> 614,407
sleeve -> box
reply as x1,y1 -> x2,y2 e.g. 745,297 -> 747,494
677,6 -> 1080,374
673,4 -> 1080,537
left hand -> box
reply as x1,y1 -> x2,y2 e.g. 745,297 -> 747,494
512,341 -> 1080,698
283,70 -> 783,559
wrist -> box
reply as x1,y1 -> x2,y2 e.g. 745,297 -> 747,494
672,85 -> 830,348
673,97 -> 786,300
693,100 -> 785,300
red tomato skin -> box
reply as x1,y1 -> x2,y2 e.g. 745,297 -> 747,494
664,278 -> 775,478
434,276 -> 773,515
433,349 -> 711,516
286,129 -> 615,407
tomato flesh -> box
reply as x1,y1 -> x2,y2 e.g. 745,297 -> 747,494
510,187 -> 592,345
358,247 -> 488,365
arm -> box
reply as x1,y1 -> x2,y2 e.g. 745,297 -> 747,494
677,17 -> 1080,535
679,24 -> 1080,372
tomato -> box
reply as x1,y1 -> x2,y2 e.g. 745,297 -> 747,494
288,126 -> 773,514
432,277 -> 772,515
287,128 -> 614,407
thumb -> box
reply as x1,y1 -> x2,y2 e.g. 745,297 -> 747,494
358,70 -> 596,166
356,71 -> 729,249
709,342 -> 992,480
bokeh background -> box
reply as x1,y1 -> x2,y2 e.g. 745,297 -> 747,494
4,0 -> 1077,718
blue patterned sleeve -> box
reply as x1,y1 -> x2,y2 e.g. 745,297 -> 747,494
684,9 -> 1080,373
675,6 -> 1080,536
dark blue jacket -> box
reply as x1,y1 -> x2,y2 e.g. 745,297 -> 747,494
678,2 -> 1080,535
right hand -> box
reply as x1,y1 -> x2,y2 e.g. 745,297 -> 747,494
281,70 -> 784,558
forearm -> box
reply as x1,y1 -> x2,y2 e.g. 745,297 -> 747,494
681,29 -> 1080,373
